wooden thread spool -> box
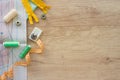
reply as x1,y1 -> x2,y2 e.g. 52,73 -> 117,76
3,9 -> 18,23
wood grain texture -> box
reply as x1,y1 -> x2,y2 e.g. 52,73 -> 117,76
27,0 -> 120,80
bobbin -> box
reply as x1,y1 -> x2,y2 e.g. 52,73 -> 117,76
3,9 -> 18,23
19,45 -> 31,59
3,41 -> 20,48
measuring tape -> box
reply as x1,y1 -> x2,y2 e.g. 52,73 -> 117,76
15,39 -> 44,66
15,27 -> 44,66
0,27 -> 44,80
21,0 -> 51,24
0,39 -> 44,80
0,0 -> 50,79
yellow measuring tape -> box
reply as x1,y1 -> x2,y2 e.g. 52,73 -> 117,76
21,0 -> 39,24
31,0 -> 51,14
0,39 -> 44,80
21,0 -> 51,24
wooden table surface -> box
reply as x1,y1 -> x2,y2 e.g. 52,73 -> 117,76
27,0 -> 120,80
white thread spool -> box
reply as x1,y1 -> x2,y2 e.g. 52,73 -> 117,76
3,9 -> 18,23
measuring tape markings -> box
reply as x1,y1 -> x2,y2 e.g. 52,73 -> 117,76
21,0 -> 50,24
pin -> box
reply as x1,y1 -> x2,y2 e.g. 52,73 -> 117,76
3,9 -> 18,23
3,41 -> 20,48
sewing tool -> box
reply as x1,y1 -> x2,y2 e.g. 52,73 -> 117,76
21,0 -> 39,24
41,14 -> 47,20
15,18 -> 22,26
3,41 -> 20,48
29,27 -> 42,42
19,45 -> 31,59
0,0 -> 27,79
0,0 -> 48,79
21,0 -> 50,24
31,0 -> 51,14
3,9 -> 18,23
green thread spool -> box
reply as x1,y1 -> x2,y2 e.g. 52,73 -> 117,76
3,41 -> 20,48
19,45 -> 31,59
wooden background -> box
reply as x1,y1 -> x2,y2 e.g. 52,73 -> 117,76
27,0 -> 120,80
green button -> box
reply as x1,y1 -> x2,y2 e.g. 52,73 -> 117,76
3,41 -> 19,48
19,45 -> 31,59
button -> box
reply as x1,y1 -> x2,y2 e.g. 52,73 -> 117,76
15,20 -> 21,26
14,17 -> 22,26
41,14 -> 46,20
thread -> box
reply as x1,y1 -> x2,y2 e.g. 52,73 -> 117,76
3,9 -> 18,23
3,41 -> 20,48
19,45 -> 31,59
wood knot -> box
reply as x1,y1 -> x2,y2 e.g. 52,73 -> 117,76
100,57 -> 112,64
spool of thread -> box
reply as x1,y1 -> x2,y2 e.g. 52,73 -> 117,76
3,9 -> 18,23
3,41 -> 20,48
19,45 -> 31,59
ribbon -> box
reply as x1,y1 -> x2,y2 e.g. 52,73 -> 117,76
0,39 -> 44,80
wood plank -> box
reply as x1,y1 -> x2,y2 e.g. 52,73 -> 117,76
27,0 -> 120,80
